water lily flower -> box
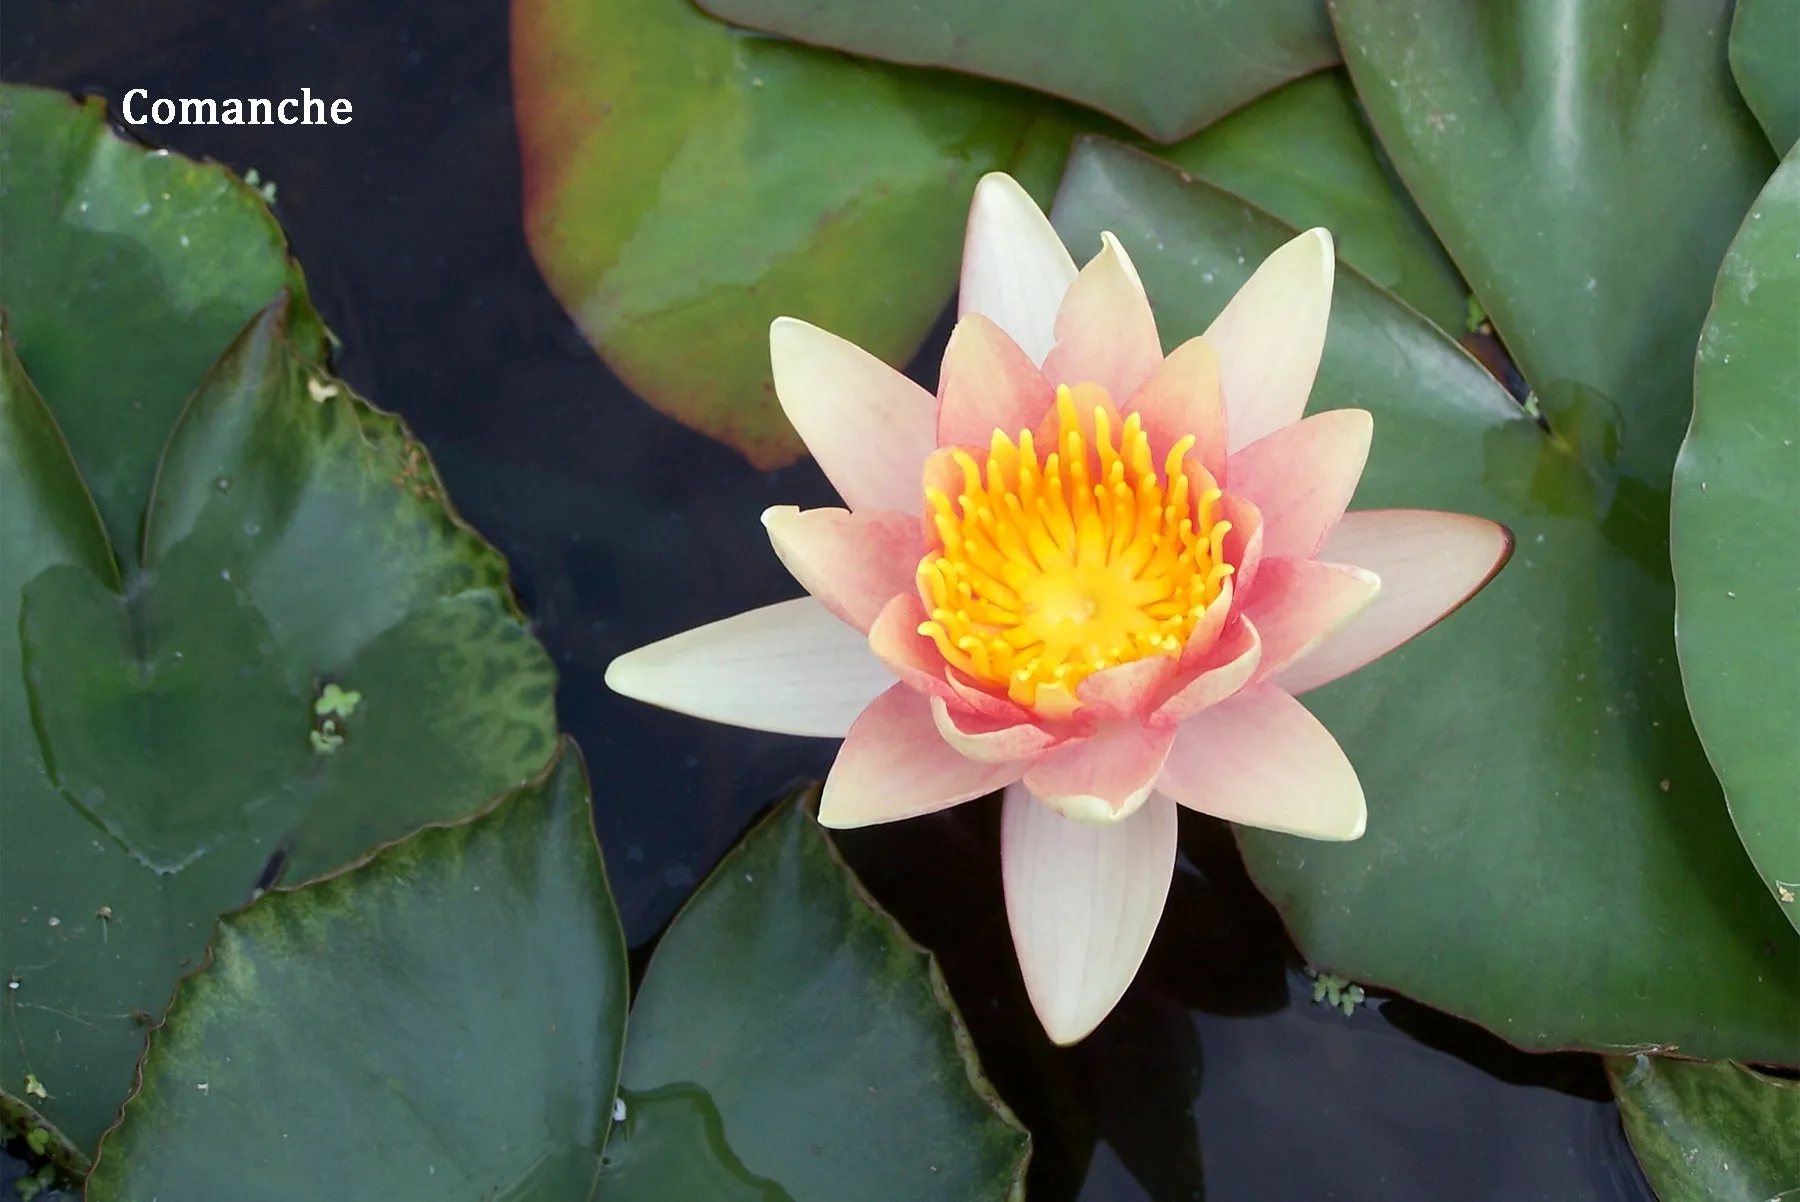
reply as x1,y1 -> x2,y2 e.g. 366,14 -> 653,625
607,174 -> 1511,1044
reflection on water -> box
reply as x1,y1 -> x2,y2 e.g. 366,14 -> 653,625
1,1 -> 1655,1197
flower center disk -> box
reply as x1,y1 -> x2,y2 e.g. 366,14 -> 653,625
918,384 -> 1233,716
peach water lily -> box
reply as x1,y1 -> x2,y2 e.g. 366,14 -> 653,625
606,173 -> 1512,1044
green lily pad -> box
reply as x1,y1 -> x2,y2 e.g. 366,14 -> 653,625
1,302 -> 557,1150
692,0 -> 1336,143
617,795 -> 1030,1201
1156,69 -> 1467,334
1730,0 -> 1800,153
80,769 -> 1027,1199
513,0 -> 1031,470
1051,139 -> 1799,1063
1329,0 -> 1773,487
1673,147 -> 1800,932
598,1087 -> 790,1201
0,83 -> 328,551
83,743 -> 629,1200
1606,1056 -> 1800,1201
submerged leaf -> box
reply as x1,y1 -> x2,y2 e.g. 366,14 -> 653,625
514,0 -> 1030,467
692,0 -> 1336,143
1607,1056 -> 1800,1201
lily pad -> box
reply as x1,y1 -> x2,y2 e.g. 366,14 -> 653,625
598,1087 -> 790,1201
84,744 -> 629,1200
1606,1056 -> 1800,1201
1155,69 -> 1467,333
617,795 -> 1031,1201
1,300 -> 557,1149
81,769 -> 1028,1199
692,0 -> 1336,143
513,0 -> 1031,469
1050,138 -> 1799,1063
1329,0 -> 1774,486
0,83 -> 328,550
1730,0 -> 1800,152
1673,146 -> 1800,932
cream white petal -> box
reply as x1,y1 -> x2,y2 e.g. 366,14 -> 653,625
959,173 -> 1078,366
604,597 -> 892,738
1203,227 -> 1335,453
1001,785 -> 1178,1045
769,317 -> 938,515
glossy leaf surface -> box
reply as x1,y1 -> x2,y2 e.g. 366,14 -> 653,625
0,83 -> 327,549
617,796 -> 1031,1202
1730,0 -> 1800,152
1052,139 -> 1799,1063
85,746 -> 628,1201
1,301 -> 556,1148
513,0 -> 1030,468
1156,69 -> 1466,333
1673,147 -> 1800,932
1330,0 -> 1773,486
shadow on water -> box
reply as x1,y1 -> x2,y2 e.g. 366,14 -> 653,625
3,1 -> 1656,1197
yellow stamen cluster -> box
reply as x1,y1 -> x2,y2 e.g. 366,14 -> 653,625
918,384 -> 1234,715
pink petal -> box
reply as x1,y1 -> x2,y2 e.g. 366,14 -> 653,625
867,593 -> 955,703
930,695 -> 1065,763
1002,786 -> 1177,1045
1022,722 -> 1177,823
1153,617 -> 1262,725
1158,684 -> 1365,839
1272,509 -> 1514,696
1041,233 -> 1163,402
762,506 -> 921,633
1076,655 -> 1179,722
1242,557 -> 1381,682
1204,228 -> 1335,454
1122,335 -> 1228,482
946,669 -> 1032,723
605,598 -> 893,738
938,313 -> 1057,448
1177,575 -> 1236,670
821,685 -> 1024,828
1218,492 -> 1265,599
1226,409 -> 1372,559
959,173 -> 1078,366
770,317 -> 937,514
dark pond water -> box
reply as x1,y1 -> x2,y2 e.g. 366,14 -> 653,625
2,1 -> 1659,1198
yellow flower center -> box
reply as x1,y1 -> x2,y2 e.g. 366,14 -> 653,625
918,384 -> 1234,716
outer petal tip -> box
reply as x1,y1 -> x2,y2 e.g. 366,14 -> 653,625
602,599 -> 893,738
961,173 -> 1078,365
1097,230 -> 1147,294
1002,788 -> 1178,1045
600,650 -> 639,697
767,317 -> 938,514
1208,226 -> 1338,452
1037,787 -> 1150,826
